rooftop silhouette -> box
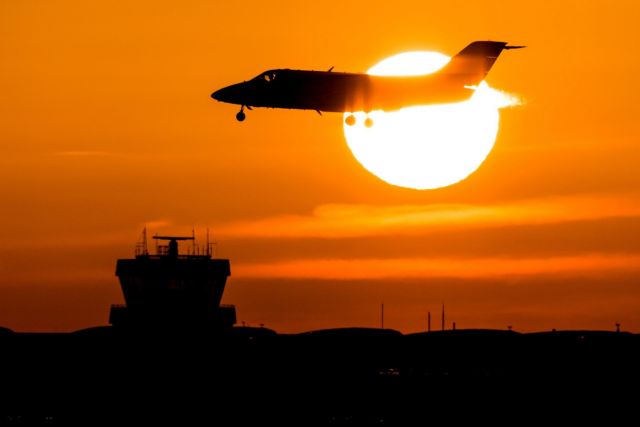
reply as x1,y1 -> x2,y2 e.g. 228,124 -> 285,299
1,233 -> 639,424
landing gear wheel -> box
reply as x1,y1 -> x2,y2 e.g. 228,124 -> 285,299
364,117 -> 374,128
345,114 -> 356,126
236,110 -> 246,122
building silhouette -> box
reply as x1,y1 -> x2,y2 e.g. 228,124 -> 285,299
109,234 -> 235,330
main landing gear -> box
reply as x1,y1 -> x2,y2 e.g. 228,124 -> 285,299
345,114 -> 356,126
344,114 -> 374,128
364,117 -> 374,128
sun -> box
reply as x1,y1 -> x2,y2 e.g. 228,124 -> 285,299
343,51 -> 515,190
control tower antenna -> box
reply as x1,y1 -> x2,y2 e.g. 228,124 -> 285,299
206,227 -> 211,257
135,227 -> 149,256
142,227 -> 148,255
152,235 -> 194,258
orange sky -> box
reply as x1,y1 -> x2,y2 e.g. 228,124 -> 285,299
1,1 -> 640,332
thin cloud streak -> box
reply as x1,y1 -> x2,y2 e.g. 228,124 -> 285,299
217,195 -> 640,239
53,151 -> 123,158
234,254 -> 640,280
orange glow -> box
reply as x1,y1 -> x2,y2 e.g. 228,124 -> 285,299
1,1 -> 640,332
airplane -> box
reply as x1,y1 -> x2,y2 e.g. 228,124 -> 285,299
211,41 -> 524,127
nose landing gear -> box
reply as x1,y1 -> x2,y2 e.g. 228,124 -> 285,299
236,106 -> 246,122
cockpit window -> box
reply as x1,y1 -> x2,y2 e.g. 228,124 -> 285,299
255,71 -> 277,82
266,72 -> 278,82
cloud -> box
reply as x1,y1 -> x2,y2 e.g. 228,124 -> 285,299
233,254 -> 640,280
53,151 -> 122,157
217,194 -> 640,239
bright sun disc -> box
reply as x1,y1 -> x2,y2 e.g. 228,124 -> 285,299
343,51 -> 514,190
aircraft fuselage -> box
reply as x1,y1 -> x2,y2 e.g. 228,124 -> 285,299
211,41 -> 524,122
213,69 -> 473,113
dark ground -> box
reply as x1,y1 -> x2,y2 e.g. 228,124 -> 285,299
1,326 -> 638,425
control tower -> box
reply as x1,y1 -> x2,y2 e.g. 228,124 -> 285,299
109,231 -> 236,331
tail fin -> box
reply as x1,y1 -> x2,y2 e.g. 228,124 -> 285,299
441,41 -> 513,85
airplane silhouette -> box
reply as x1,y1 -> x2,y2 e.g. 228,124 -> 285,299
211,41 -> 524,126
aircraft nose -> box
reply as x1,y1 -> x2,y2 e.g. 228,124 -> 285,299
211,83 -> 244,104
211,87 -> 228,101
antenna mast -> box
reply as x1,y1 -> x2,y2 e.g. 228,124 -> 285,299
142,226 -> 148,255
206,227 -> 211,257
136,226 -> 149,256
